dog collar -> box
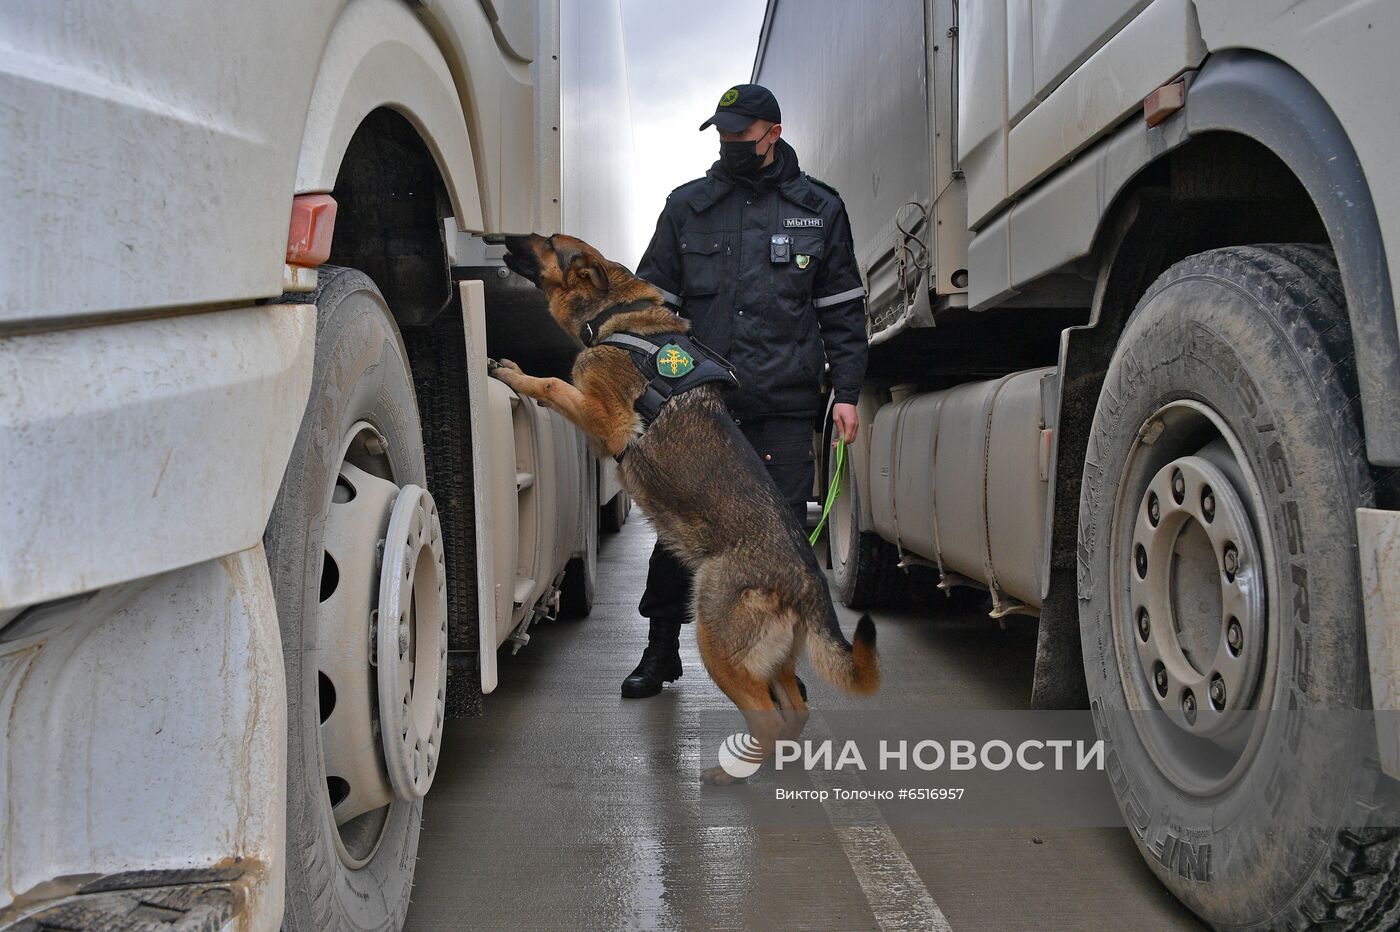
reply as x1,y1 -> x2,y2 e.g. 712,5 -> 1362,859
579,298 -> 660,346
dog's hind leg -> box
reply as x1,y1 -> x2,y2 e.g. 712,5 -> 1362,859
696,618 -> 787,786
772,661 -> 810,742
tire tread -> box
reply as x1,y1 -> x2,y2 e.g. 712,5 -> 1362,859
840,530 -> 905,609
402,307 -> 481,717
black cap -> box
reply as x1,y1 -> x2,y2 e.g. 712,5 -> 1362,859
699,84 -> 781,132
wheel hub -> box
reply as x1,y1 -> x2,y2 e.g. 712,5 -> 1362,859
1129,454 -> 1266,737
376,484 -> 448,800
318,456 -> 399,844
316,423 -> 449,865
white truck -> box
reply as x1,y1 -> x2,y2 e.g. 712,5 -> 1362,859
0,1 -> 633,929
757,1 -> 1400,928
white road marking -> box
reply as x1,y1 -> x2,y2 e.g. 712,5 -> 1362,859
803,718 -> 953,932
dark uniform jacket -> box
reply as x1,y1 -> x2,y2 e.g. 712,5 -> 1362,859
636,138 -> 868,420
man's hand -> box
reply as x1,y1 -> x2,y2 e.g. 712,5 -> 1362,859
832,402 -> 859,446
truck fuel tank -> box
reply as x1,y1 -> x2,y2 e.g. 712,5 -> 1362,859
869,368 -> 1055,611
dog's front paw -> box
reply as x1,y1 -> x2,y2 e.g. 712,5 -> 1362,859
488,358 -> 522,383
701,766 -> 740,786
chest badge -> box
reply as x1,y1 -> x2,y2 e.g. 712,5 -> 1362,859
795,254 -> 811,269
783,217 -> 823,228
656,343 -> 695,378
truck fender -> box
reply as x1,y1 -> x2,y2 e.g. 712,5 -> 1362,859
294,0 -> 483,231
1182,50 -> 1400,466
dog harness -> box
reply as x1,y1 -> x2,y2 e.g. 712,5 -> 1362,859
598,331 -> 740,426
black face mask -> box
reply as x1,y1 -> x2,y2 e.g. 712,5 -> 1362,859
719,130 -> 775,176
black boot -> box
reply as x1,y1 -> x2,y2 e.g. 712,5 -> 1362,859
621,617 -> 683,698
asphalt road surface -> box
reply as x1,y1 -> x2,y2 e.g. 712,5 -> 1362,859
406,512 -> 1204,931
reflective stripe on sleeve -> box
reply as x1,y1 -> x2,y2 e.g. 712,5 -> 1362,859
813,286 -> 866,308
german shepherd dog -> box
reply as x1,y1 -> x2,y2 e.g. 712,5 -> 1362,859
492,234 -> 878,784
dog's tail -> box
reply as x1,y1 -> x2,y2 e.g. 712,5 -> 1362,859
805,609 -> 879,695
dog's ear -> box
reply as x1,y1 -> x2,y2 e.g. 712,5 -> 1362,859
584,261 -> 610,293
568,254 -> 610,294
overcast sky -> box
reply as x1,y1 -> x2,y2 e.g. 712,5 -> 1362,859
618,0 -> 768,263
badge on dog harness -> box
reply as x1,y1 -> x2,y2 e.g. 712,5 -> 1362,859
599,331 -> 739,440
656,343 -> 695,378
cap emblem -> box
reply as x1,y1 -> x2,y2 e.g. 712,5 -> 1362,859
719,87 -> 740,107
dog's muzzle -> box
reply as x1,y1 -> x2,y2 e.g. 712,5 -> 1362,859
502,234 -> 542,284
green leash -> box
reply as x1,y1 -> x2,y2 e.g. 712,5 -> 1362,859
809,438 -> 847,546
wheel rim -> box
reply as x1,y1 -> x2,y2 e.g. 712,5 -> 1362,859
375,485 -> 447,800
1110,400 -> 1277,795
314,422 -> 446,867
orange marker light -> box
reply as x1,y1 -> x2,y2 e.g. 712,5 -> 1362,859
286,194 -> 337,267
1144,80 -> 1186,128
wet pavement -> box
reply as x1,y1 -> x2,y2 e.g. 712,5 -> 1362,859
406,514 -> 1203,930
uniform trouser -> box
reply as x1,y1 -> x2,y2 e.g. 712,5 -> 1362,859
637,415 -> 816,625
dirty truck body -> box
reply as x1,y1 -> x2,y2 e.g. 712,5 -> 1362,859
0,0 -> 632,928
757,0 -> 1400,928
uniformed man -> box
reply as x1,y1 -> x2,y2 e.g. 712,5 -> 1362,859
622,83 -> 869,698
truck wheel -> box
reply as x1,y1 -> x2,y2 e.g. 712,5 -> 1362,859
599,490 -> 630,533
560,556 -> 594,618
827,438 -> 902,608
264,267 -> 448,931
561,503 -> 598,619
1078,246 -> 1398,929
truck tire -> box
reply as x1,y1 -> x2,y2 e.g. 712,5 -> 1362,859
1078,245 -> 1399,929
403,296 -> 480,717
599,490 -> 630,534
264,267 -> 435,932
560,555 -> 594,618
561,503 -> 598,618
827,437 -> 902,608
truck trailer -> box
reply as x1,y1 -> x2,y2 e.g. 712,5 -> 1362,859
756,0 -> 1400,928
0,0 -> 633,928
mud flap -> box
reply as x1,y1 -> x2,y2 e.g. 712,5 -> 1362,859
1029,572 -> 1089,710
3,867 -> 249,931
